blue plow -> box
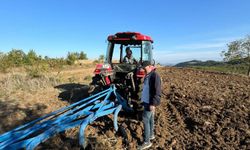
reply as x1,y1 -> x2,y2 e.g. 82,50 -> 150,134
0,85 -> 132,150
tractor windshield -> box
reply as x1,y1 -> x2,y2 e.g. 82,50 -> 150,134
105,41 -> 153,65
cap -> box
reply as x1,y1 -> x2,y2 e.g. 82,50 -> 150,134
142,61 -> 151,68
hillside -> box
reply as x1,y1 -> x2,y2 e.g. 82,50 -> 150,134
175,59 -> 250,75
174,60 -> 223,67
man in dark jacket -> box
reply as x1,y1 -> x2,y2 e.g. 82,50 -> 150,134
138,61 -> 161,150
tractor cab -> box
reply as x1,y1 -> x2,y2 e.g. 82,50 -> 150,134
105,32 -> 154,75
90,32 -> 154,107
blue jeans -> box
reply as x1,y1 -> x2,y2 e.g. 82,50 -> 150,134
142,109 -> 154,143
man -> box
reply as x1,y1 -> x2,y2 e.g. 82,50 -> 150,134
138,61 -> 161,150
123,47 -> 137,64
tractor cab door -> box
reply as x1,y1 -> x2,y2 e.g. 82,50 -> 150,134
142,41 -> 153,64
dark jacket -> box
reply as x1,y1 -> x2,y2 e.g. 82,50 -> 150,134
143,70 -> 161,110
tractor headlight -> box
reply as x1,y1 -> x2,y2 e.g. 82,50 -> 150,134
101,63 -> 113,76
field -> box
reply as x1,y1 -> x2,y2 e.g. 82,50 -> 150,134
0,66 -> 249,149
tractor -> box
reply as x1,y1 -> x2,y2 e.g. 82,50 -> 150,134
89,32 -> 154,112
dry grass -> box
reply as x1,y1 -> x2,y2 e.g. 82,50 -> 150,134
0,64 -> 96,133
52,66 -> 95,83
0,73 -> 59,95
0,64 -> 96,96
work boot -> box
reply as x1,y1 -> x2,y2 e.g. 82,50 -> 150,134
137,142 -> 152,150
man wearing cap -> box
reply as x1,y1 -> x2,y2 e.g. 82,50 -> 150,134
138,61 -> 161,150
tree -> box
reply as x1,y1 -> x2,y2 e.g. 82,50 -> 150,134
222,35 -> 250,76
79,51 -> 87,60
44,56 -> 49,60
7,49 -> 26,67
67,52 -> 78,65
25,49 -> 38,65
98,54 -> 105,62
243,36 -> 250,76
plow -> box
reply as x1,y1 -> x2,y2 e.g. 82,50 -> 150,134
0,85 -> 131,150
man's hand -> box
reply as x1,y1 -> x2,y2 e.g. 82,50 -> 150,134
150,105 -> 155,112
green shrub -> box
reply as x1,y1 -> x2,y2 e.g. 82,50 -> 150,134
25,49 -> 39,65
7,49 -> 26,67
79,51 -> 88,60
93,59 -> 100,64
25,63 -> 49,78
0,53 -> 9,72
0,50 -> 88,73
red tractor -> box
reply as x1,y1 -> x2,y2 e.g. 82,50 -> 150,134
89,32 -> 154,111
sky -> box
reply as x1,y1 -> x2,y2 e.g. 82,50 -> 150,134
0,0 -> 250,64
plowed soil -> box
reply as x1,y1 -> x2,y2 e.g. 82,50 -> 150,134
1,67 -> 250,150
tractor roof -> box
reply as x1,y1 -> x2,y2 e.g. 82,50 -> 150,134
107,32 -> 153,44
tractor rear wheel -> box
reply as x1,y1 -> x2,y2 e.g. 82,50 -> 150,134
88,75 -> 105,95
